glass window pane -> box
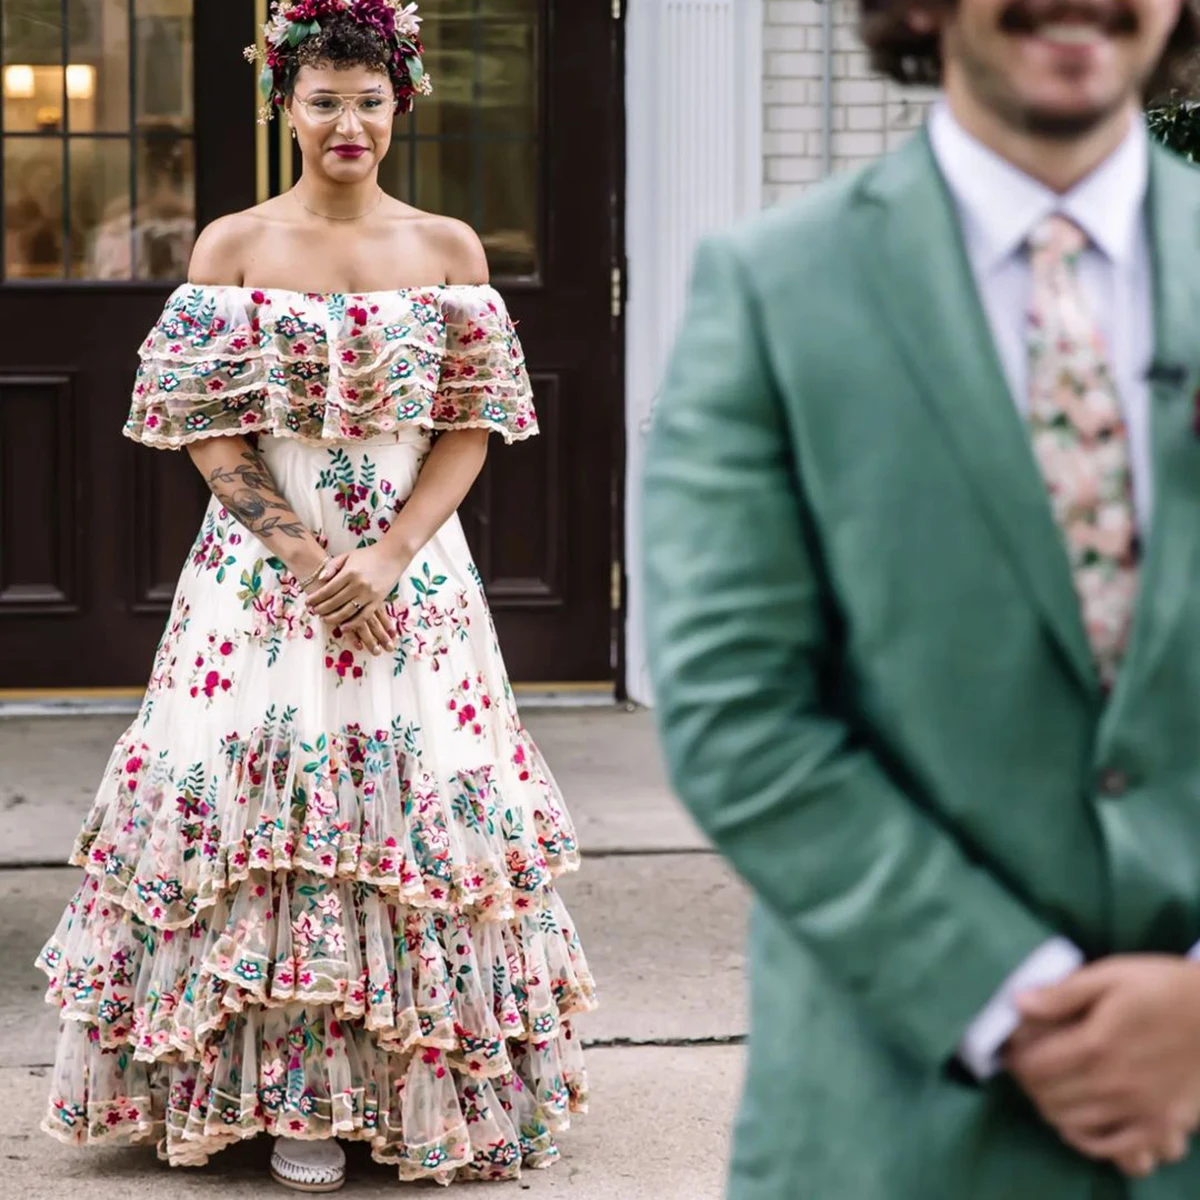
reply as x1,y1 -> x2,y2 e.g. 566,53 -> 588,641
480,139 -> 536,278
134,134 -> 194,279
69,135 -> 131,278
478,17 -> 536,135
400,1 -> 541,279
3,2 -> 67,134
415,137 -> 471,226
3,136 -> 64,279
417,12 -> 473,138
67,0 -> 130,133
136,5 -> 193,133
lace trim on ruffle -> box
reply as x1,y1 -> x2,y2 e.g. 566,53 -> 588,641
41,1012 -> 588,1180
70,720 -> 579,930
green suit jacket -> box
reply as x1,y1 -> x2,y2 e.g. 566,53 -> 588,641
641,130 -> 1200,1199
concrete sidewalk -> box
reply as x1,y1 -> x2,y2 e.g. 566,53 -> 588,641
0,707 -> 748,1199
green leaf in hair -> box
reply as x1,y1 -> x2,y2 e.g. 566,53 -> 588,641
287,18 -> 321,47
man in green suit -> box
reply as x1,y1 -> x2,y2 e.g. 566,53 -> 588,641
641,0 -> 1200,1193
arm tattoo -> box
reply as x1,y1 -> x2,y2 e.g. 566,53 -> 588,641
205,447 -> 308,541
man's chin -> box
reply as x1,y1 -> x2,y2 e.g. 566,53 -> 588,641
1012,96 -> 1128,140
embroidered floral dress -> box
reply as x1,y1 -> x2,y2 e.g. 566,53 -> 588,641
36,284 -> 595,1185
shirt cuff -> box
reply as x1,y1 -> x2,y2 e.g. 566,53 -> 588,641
1189,940 -> 1200,961
958,936 -> 1085,1080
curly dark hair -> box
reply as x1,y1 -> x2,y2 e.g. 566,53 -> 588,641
860,0 -> 1200,98
274,15 -> 394,97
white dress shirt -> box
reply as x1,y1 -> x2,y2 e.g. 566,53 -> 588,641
928,104 -> 1199,1079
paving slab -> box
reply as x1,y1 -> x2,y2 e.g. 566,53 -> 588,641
0,1044 -> 743,1199
0,709 -> 707,868
0,856 -> 748,1070
525,708 -> 707,854
0,715 -> 125,867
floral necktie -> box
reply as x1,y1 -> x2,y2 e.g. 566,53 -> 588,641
1027,212 -> 1138,690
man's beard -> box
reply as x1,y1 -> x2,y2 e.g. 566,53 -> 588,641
949,0 -> 1145,139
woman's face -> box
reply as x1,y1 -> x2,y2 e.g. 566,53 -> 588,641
287,63 -> 396,181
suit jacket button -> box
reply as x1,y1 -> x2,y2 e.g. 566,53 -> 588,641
1098,768 -> 1129,797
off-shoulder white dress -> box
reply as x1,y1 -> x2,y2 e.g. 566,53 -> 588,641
36,284 -> 595,1185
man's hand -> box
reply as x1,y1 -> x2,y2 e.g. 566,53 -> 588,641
1006,956 -> 1200,1176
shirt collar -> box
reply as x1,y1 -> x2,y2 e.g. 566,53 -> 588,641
928,102 -> 1148,269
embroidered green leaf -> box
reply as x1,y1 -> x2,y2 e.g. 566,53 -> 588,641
408,54 -> 425,85
258,63 -> 275,98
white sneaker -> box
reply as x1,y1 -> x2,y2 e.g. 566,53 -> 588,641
270,1137 -> 347,1193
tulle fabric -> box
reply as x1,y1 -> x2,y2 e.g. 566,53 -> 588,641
123,285 -> 538,449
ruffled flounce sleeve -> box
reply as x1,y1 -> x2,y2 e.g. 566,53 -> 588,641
124,284 -> 539,450
428,288 -> 538,442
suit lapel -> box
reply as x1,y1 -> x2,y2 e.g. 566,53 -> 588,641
856,132 -> 1099,698
1109,147 -> 1200,708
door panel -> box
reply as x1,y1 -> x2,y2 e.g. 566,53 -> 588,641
0,0 -> 621,688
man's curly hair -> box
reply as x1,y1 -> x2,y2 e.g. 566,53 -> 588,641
860,0 -> 1200,99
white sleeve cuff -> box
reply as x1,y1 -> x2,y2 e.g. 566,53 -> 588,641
958,936 -> 1085,1080
1189,939 -> 1200,962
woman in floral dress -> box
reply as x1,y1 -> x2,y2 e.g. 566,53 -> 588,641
35,2 -> 594,1191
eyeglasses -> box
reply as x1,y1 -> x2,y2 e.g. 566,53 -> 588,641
295,93 -> 398,125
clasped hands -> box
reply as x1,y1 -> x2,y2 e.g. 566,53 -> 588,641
300,545 -> 408,656
1006,955 -> 1200,1178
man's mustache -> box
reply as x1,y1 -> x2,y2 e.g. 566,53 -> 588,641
998,0 -> 1139,34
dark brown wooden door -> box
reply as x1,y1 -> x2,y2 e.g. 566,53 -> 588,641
0,0 -> 254,689
0,0 -> 622,690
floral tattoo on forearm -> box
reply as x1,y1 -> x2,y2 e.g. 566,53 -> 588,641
205,448 -> 308,541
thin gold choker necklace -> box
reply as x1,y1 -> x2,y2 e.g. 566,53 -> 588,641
297,188 -> 383,222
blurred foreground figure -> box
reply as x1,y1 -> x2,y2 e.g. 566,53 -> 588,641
642,0 -> 1200,1192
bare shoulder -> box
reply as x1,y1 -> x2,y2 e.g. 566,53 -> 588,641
187,201 -> 282,285
414,212 -> 490,285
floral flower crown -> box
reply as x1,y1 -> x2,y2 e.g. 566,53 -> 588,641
244,0 -> 432,124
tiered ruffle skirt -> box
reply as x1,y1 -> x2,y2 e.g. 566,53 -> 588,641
36,429 -> 595,1184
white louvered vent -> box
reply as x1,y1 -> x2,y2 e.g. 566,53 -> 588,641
624,0 -> 763,705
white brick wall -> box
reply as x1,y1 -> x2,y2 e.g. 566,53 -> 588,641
763,0 -> 936,203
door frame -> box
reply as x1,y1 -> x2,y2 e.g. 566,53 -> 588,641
608,0 -> 628,700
